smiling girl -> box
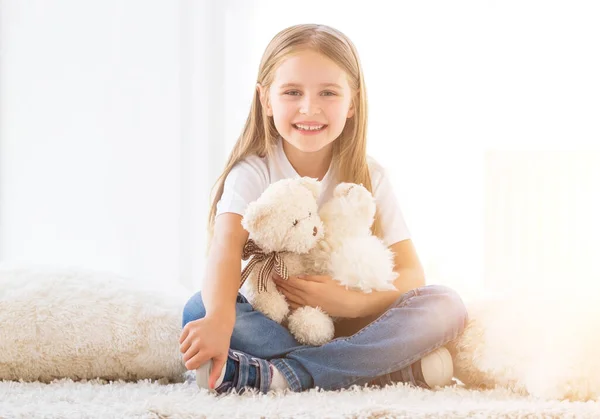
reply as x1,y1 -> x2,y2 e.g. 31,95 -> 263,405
179,23 -> 468,394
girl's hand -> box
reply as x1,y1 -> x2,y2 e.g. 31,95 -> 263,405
179,316 -> 233,389
273,273 -> 361,318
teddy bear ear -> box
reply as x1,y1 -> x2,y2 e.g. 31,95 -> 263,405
298,177 -> 322,200
333,182 -> 355,198
241,201 -> 266,233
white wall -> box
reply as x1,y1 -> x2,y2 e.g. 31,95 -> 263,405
485,151 -> 600,293
0,0 -> 223,292
1,0 -> 599,297
220,0 -> 600,297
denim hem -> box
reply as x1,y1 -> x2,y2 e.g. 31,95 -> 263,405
270,358 -> 303,392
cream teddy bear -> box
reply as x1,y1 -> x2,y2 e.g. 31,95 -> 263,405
240,177 -> 333,343
241,178 -> 398,346
286,182 -> 398,345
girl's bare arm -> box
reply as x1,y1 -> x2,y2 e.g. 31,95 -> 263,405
202,213 -> 249,330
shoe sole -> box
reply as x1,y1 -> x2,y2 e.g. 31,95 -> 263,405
196,361 -> 214,391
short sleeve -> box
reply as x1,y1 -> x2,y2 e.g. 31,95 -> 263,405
216,157 -> 269,217
371,163 -> 411,246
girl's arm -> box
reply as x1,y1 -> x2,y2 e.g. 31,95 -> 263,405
273,240 -> 425,321
389,238 -> 426,290
179,213 -> 247,383
202,213 -> 249,330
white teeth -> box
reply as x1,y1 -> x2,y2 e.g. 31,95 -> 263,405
295,124 -> 324,131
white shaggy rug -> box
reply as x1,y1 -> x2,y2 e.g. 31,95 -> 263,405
1,372 -> 599,418
2,265 -> 600,417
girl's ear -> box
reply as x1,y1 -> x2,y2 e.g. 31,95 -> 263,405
347,98 -> 355,119
256,83 -> 273,117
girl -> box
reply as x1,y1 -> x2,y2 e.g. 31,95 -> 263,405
179,23 -> 468,394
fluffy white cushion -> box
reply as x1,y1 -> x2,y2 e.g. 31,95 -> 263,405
448,286 -> 600,401
0,264 -> 189,383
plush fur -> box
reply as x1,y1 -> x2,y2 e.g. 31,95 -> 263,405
240,177 -> 327,334
306,182 -> 398,293
241,178 -> 397,346
6,376 -> 600,418
0,264 -> 189,383
3,261 -> 598,403
448,286 -> 600,401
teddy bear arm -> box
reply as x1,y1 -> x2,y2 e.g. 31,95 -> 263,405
247,276 -> 290,324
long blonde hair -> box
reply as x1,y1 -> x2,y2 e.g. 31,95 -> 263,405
207,23 -> 383,249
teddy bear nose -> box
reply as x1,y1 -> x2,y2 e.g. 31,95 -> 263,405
313,226 -> 318,236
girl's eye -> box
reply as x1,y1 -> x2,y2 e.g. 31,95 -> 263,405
284,91 -> 336,96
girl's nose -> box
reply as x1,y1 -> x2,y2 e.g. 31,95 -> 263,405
300,107 -> 321,116
300,98 -> 321,116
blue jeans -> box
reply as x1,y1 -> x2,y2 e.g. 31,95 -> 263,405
182,284 -> 468,392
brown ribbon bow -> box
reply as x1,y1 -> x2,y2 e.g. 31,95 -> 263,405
240,239 -> 289,293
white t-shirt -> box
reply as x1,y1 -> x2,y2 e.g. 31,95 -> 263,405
216,138 -> 411,247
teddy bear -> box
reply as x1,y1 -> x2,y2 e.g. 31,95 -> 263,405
239,177 -> 333,343
285,182 -> 398,345
240,177 -> 398,346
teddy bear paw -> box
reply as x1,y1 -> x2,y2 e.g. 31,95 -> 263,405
333,182 -> 357,198
287,306 -> 335,345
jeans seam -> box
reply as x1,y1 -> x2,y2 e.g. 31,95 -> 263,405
270,358 -> 302,392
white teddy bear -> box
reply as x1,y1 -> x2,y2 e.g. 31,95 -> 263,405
240,177 -> 328,332
240,177 -> 398,346
308,182 -> 399,292
287,182 -> 398,344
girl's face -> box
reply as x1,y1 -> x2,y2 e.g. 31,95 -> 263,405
258,49 -> 355,153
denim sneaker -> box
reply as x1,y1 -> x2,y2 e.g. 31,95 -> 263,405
196,349 -> 273,394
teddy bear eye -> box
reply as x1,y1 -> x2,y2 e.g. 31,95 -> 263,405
292,220 -> 298,226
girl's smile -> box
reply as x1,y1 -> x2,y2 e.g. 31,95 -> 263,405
292,122 -> 329,135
